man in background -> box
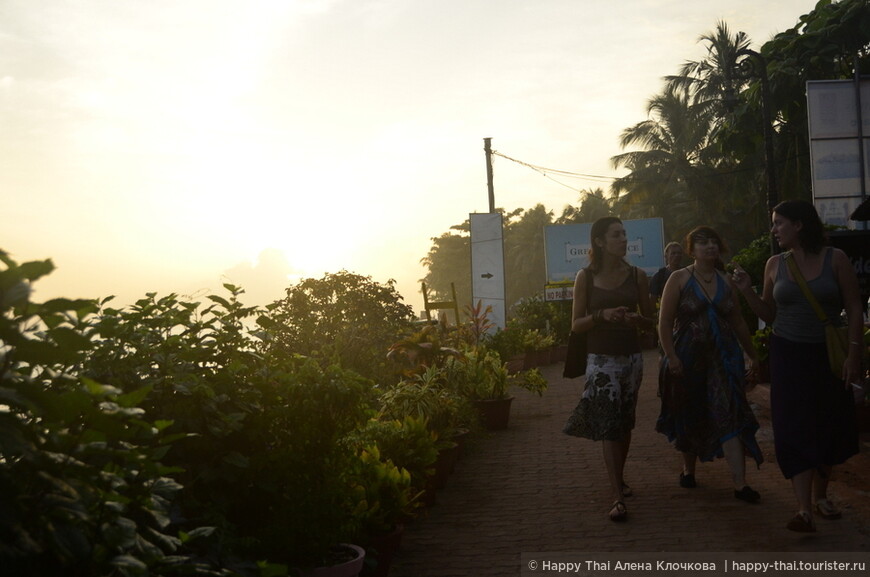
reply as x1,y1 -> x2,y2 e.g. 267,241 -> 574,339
650,241 -> 684,307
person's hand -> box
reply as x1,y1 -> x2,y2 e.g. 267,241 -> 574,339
844,353 -> 862,391
624,311 -> 654,328
604,306 -> 629,323
666,355 -> 683,376
730,263 -> 752,293
744,358 -> 758,391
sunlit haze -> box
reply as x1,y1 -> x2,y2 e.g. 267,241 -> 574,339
2,0 -> 813,312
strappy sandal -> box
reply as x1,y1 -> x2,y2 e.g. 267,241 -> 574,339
609,500 -> 627,522
786,511 -> 816,533
815,499 -> 842,520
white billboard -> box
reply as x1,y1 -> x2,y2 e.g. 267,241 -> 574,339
470,212 -> 506,331
806,79 -> 869,229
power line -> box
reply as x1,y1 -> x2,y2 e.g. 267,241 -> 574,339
490,150 -> 617,193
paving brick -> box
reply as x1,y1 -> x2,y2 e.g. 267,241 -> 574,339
389,350 -> 870,576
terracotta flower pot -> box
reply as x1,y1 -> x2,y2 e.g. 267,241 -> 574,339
430,442 -> 460,489
361,526 -> 404,577
301,544 -> 366,577
473,397 -> 514,430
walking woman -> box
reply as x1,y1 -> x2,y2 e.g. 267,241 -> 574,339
656,227 -> 763,501
564,216 -> 655,522
733,200 -> 861,533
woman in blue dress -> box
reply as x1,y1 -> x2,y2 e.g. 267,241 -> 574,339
656,226 -> 763,502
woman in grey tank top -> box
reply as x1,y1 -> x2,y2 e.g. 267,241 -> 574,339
733,200 -> 863,533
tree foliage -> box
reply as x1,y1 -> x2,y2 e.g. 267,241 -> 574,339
0,251 -> 222,577
261,270 -> 415,386
421,1 -> 870,314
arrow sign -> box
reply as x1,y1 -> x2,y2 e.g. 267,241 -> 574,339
480,272 -> 493,279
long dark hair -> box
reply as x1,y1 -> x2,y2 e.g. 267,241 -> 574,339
773,200 -> 827,254
588,216 -> 623,273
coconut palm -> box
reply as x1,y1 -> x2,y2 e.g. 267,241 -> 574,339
666,20 -> 753,119
556,188 -> 614,224
610,85 -> 719,239
503,205 -> 553,306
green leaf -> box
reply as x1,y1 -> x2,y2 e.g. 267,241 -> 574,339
207,295 -> 232,308
110,554 -> 148,572
82,377 -> 122,397
257,560 -> 289,577
182,526 -> 216,541
222,452 -> 249,468
18,259 -> 55,282
117,385 -> 153,409
49,326 -> 94,352
153,419 -> 174,432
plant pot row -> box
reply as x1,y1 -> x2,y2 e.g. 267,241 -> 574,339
521,345 -> 568,369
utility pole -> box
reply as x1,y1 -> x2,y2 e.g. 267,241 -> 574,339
484,137 -> 495,212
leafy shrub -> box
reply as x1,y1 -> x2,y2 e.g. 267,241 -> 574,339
260,271 -> 416,386
350,417 -> 439,516
0,251 -> 219,577
508,295 -> 571,345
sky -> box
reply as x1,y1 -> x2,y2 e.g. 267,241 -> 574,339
2,0 -> 816,313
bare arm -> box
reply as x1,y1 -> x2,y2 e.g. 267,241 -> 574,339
726,274 -> 758,364
570,269 -> 596,335
732,256 -> 777,324
657,269 -> 686,375
832,248 -> 864,386
636,271 -> 656,321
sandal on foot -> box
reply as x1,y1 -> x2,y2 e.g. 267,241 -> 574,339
786,511 -> 816,533
679,472 -> 697,488
734,486 -> 761,503
622,483 -> 633,497
815,499 -> 842,520
609,500 -> 627,522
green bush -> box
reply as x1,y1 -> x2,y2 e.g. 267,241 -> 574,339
508,295 -> 571,345
0,251 -> 219,577
730,233 -> 774,331
260,271 -> 416,386
351,417 -> 439,515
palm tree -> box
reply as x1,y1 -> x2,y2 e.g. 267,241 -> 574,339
556,188 -> 614,224
503,205 -> 553,306
666,20 -> 753,119
610,85 -> 718,239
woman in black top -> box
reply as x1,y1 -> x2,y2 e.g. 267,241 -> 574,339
564,217 -> 655,521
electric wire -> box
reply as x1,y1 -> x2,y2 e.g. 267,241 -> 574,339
490,150 -> 616,194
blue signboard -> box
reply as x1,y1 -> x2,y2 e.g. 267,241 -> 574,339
544,218 -> 665,284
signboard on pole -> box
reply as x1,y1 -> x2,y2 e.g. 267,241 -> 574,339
806,79 -> 869,229
470,212 -> 506,331
544,217 -> 664,280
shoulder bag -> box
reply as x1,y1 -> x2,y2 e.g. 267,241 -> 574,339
784,252 -> 849,378
563,268 -> 593,378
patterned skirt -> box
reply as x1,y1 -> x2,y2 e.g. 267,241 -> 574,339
563,352 -> 643,441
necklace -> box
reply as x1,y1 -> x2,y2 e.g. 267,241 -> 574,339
691,266 -> 716,284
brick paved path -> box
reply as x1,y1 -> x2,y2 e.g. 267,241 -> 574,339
389,350 -> 870,576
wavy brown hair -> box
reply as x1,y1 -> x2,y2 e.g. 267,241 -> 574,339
685,226 -> 728,271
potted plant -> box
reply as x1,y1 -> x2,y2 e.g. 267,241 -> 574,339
444,348 -> 548,430
521,329 -> 557,368
377,367 -> 475,490
228,359 -> 374,576
483,326 -> 526,373
348,446 -> 419,577
751,326 -> 772,384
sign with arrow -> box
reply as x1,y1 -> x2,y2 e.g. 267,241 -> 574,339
470,212 -> 506,331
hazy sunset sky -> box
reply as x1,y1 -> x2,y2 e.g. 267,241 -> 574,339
2,0 -> 814,312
